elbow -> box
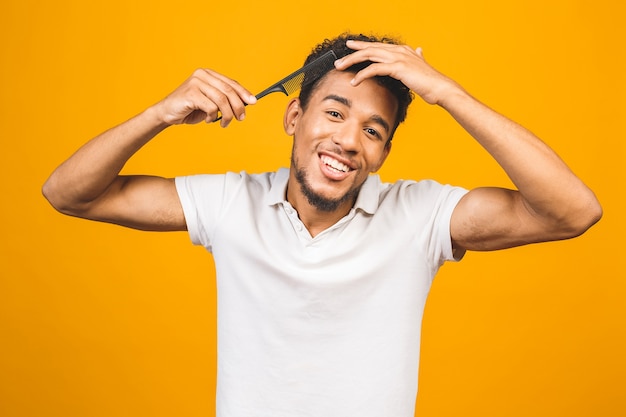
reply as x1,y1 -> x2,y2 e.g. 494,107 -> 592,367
580,196 -> 603,233
557,193 -> 603,239
42,176 -> 65,213
42,175 -> 79,216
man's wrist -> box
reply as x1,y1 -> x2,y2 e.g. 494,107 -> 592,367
142,104 -> 171,132
434,81 -> 471,109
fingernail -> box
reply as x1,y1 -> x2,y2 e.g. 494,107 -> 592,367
334,59 -> 343,67
248,95 -> 257,104
239,113 -> 246,121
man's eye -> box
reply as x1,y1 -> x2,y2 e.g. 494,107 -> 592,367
365,128 -> 380,138
327,110 -> 341,118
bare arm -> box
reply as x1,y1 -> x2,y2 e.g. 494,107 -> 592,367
441,90 -> 601,250
42,69 -> 257,231
335,40 -> 602,251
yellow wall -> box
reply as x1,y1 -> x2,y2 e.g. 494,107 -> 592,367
1,0 -> 624,416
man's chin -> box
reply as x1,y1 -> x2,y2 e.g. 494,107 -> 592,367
294,164 -> 361,212
301,184 -> 360,212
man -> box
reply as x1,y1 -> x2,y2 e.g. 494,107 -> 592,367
43,34 -> 601,416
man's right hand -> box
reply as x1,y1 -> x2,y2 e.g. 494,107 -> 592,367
154,68 -> 257,128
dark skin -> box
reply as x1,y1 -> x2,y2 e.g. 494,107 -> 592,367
43,40 -> 602,249
283,71 -> 396,237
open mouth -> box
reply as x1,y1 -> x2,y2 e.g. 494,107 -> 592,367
320,155 -> 352,173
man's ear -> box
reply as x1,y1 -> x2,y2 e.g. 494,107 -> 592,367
283,98 -> 301,135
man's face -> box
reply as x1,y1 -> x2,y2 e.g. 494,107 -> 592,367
284,70 -> 398,212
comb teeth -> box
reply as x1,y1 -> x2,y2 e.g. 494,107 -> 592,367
281,72 -> 305,95
255,50 -> 338,100
297,50 -> 338,91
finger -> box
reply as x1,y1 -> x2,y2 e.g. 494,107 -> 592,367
345,39 -> 395,51
202,69 -> 257,114
334,47 -> 397,71
194,70 -> 253,125
184,80 -> 235,126
337,40 -> 418,69
207,83 -> 241,126
208,89 -> 237,127
206,69 -> 257,106
183,72 -> 234,125
349,63 -> 395,86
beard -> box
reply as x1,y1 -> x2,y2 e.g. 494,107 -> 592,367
292,150 -> 362,212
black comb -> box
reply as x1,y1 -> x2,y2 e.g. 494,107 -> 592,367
255,50 -> 338,99
214,50 -> 337,122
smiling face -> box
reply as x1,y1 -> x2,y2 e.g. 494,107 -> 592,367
284,70 -> 399,215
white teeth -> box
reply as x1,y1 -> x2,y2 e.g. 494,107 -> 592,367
321,155 -> 350,173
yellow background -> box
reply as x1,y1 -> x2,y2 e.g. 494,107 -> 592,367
1,0 -> 624,416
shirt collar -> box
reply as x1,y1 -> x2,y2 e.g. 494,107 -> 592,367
265,167 -> 382,215
264,168 -> 291,206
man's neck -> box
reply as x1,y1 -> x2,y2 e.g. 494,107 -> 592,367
286,181 -> 356,238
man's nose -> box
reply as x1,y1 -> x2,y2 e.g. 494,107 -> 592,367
332,123 -> 361,153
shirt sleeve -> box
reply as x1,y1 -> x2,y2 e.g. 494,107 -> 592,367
175,174 -> 227,251
433,184 -> 468,263
398,180 -> 468,267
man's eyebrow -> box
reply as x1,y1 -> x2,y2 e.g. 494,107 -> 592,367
322,94 -> 391,134
370,115 -> 390,134
323,94 -> 351,107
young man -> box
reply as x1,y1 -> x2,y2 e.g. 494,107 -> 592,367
43,34 -> 601,416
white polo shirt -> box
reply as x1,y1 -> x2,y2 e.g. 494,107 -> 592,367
175,168 -> 467,417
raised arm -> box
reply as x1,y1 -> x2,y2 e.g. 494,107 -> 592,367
42,68 -> 257,231
335,40 -> 602,251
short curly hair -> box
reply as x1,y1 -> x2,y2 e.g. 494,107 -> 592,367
299,33 -> 414,140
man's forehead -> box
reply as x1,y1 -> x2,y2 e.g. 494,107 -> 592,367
312,69 -> 354,91
310,71 -> 398,123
